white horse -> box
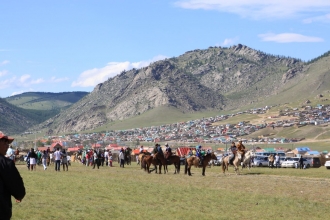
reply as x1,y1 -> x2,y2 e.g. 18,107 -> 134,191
241,150 -> 254,171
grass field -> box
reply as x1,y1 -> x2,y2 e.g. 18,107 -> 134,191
12,162 -> 330,220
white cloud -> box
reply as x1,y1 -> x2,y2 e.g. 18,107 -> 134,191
0,70 -> 8,77
1,72 -> 68,95
19,74 -> 31,83
0,77 -> 16,89
303,13 -> 330,23
174,0 -> 330,19
219,37 -> 239,46
50,76 -> 69,83
0,60 -> 9,66
72,55 -> 167,88
11,89 -> 34,96
258,33 -> 324,43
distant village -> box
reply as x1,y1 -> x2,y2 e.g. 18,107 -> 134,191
15,103 -> 330,157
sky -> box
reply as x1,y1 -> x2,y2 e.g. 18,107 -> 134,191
1,0 -> 330,98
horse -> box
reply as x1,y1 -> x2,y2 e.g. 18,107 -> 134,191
268,154 -> 274,168
222,151 -> 243,175
138,152 -> 151,169
124,147 -> 132,165
184,153 -> 217,176
241,150 -> 254,171
141,154 -> 166,174
154,153 -> 181,174
165,155 -> 181,174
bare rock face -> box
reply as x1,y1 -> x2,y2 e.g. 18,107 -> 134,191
282,67 -> 303,83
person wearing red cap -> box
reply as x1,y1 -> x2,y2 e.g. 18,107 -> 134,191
0,132 -> 26,219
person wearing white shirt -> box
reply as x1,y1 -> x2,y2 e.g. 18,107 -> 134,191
119,150 -> 125,168
53,148 -> 61,171
104,150 -> 109,166
6,145 -> 15,161
275,154 -> 280,168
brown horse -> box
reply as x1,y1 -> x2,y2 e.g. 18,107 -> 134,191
184,153 -> 217,176
138,152 -> 151,169
154,153 -> 181,174
141,155 -> 165,174
222,151 -> 243,175
165,155 -> 181,174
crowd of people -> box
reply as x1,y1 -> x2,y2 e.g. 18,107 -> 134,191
22,147 -> 70,172
79,149 -> 114,168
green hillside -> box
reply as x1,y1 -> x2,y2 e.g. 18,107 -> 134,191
1,92 -> 88,135
5,91 -> 88,110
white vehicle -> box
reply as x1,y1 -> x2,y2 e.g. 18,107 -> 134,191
253,156 -> 269,167
325,160 -> 330,169
281,157 -> 312,168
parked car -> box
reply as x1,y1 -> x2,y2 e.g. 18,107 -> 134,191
213,156 -> 223,166
252,156 -> 269,167
281,157 -> 312,168
273,157 -> 290,167
324,160 -> 330,169
309,157 -> 321,168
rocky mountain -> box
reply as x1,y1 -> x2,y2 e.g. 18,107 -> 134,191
35,44 -> 319,134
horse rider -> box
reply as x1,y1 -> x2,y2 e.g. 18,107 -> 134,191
228,142 -> 237,165
165,143 -> 172,160
187,149 -> 193,157
153,144 -> 158,155
154,144 -> 164,164
237,140 -> 246,161
196,145 -> 204,166
139,145 -> 144,154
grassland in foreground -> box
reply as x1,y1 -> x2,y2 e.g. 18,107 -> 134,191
12,162 -> 330,220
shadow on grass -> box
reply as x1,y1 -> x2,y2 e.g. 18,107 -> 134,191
241,172 -> 262,175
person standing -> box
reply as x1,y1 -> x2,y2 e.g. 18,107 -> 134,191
299,155 -> 304,169
41,150 -> 48,170
38,150 -> 42,165
104,150 -> 109,166
119,149 -> 125,168
49,151 -> 53,166
109,153 -> 113,167
274,154 -> 280,168
61,149 -> 68,171
6,145 -> 15,162
53,148 -> 61,172
0,132 -> 26,219
29,148 -> 37,171
93,150 -> 100,169
100,150 -> 105,166
85,151 -> 90,166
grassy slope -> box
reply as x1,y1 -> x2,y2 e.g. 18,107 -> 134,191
90,106 -> 231,132
5,92 -> 88,110
12,163 -> 330,220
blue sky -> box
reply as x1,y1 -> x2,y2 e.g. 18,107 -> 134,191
1,0 -> 330,97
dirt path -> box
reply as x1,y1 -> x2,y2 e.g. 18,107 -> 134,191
314,130 -> 329,140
